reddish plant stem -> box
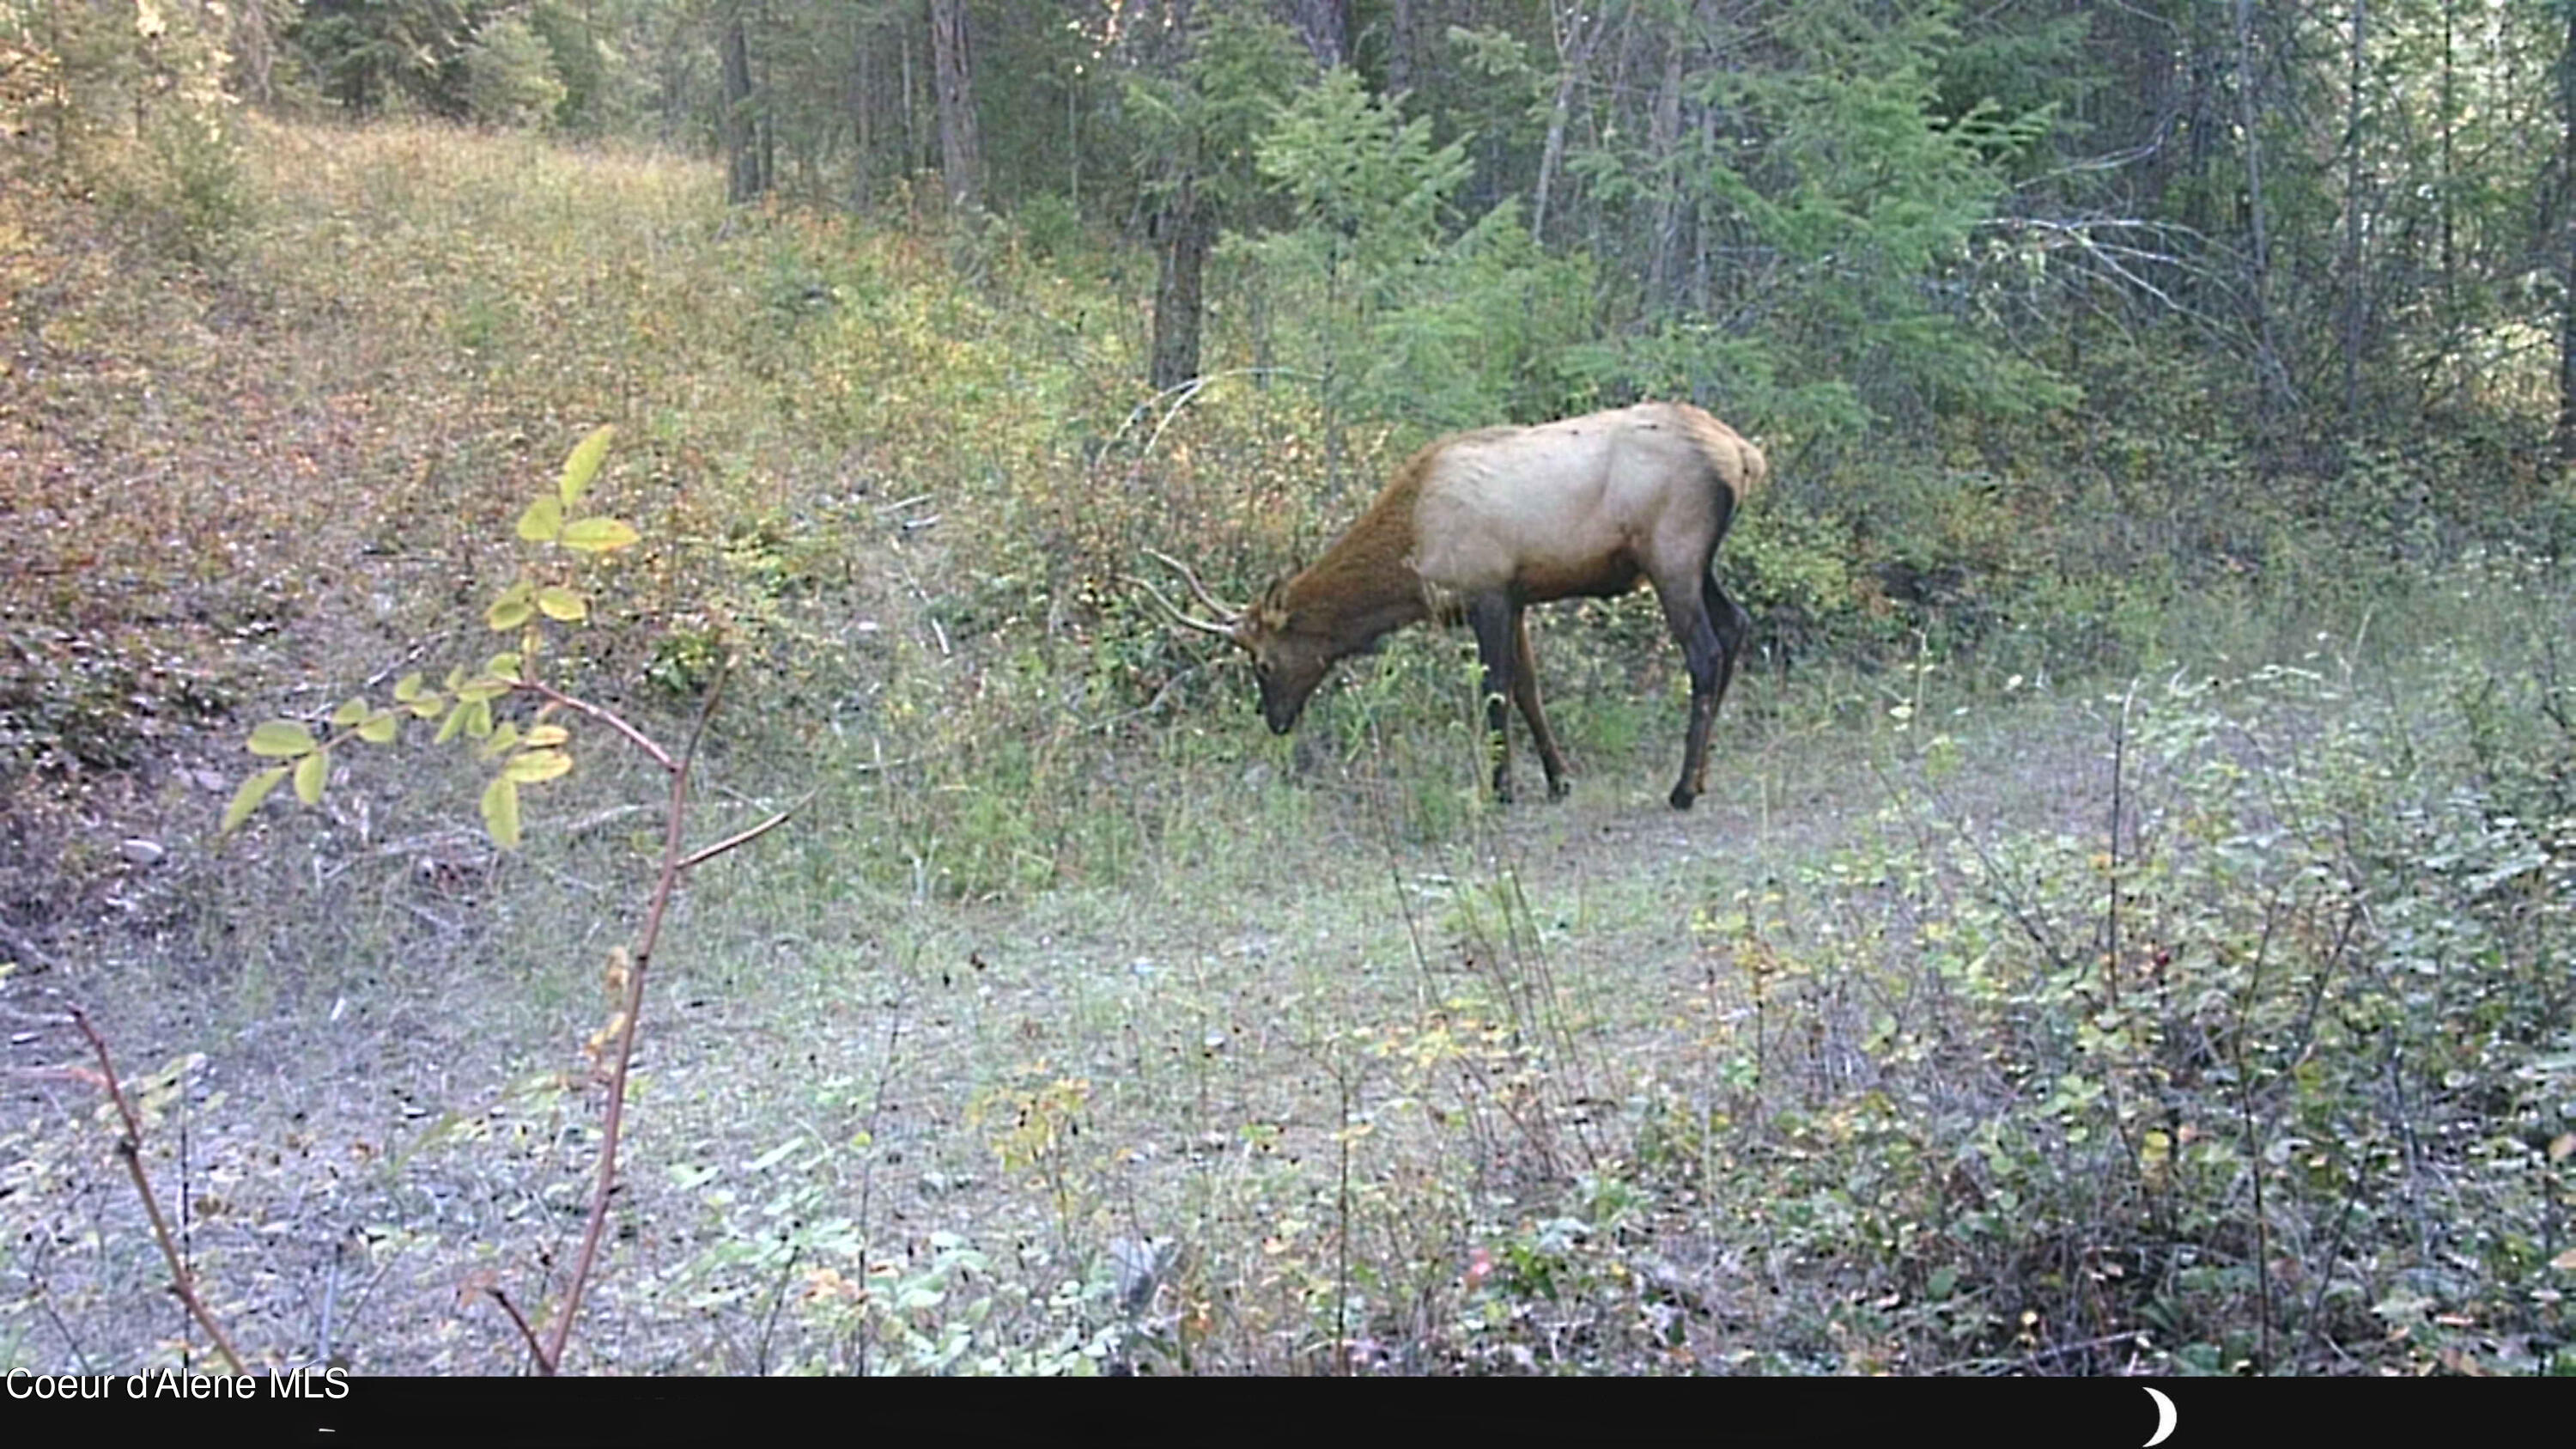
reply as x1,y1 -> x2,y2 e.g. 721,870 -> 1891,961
537,661 -> 730,1374
68,1005 -> 250,1376
673,790 -> 814,872
487,1287 -> 545,1367
518,679 -> 679,774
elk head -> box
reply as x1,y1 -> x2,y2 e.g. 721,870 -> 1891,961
1138,551 -> 1334,734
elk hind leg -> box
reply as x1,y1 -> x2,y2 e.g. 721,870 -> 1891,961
1685,575 -> 1751,804
1654,571 -> 1731,811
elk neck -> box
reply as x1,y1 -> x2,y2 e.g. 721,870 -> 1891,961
1279,452 -> 1438,660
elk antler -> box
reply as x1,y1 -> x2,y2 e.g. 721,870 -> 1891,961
1145,549 -> 1242,617
1133,550 -> 1244,640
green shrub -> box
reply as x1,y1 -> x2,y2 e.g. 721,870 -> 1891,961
461,14 -> 567,131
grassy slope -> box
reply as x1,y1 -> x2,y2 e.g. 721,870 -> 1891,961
3,123 -> 2571,1376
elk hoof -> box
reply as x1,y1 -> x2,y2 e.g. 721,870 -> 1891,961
1546,777 -> 1571,801
1668,785 -> 1696,811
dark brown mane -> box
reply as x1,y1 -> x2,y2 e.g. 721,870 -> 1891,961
1277,441 -> 1439,645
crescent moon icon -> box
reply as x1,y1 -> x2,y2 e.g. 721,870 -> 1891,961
2142,1386 -> 2178,1447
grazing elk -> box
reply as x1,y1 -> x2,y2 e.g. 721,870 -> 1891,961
1145,401 -> 1765,809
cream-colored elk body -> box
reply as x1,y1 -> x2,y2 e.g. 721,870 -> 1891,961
1149,401 -> 1765,809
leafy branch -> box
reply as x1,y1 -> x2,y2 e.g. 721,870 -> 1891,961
203,426 -> 806,1373
222,424 -> 640,848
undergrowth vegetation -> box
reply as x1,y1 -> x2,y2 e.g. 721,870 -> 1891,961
1659,591 -> 2576,1374
2,116 -> 2571,1376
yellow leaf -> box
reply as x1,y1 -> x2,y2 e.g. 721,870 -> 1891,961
517,495 -> 565,543
523,724 -> 570,749
357,711 -> 399,745
504,748 -> 573,784
477,721 -> 523,762
247,721 -> 316,758
392,673 -> 426,703
480,775 -> 523,849
487,597 -> 535,632
559,517 -> 641,553
536,586 -> 588,622
221,767 -> 289,833
558,424 -> 615,508
293,749 -> 329,806
331,697 -> 368,728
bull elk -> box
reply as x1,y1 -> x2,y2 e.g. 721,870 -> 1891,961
1144,401 -> 1765,810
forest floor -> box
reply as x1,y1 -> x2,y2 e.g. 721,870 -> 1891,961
3,120 -> 2569,1377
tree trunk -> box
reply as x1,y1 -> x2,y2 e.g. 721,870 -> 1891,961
848,9 -> 873,210
2559,0 -> 2576,462
1533,3 -> 1604,244
230,0 -> 276,104
2341,0 -> 2369,432
1151,174 -> 1215,392
754,1 -> 775,198
720,5 -> 763,205
929,0 -> 981,213
1285,0 -> 1348,68
1386,0 -> 1418,97
901,17 -> 918,182
1646,40 -> 1686,308
2439,0 -> 2456,323
1145,0 -> 1214,396
2233,0 -> 2291,426
1692,95 -> 1716,318
2181,7 -> 2221,240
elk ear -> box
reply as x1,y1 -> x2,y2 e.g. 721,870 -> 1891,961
1253,578 -> 1294,633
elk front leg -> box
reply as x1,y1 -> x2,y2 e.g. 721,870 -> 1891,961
1467,596 -> 1519,803
1511,611 -> 1570,800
